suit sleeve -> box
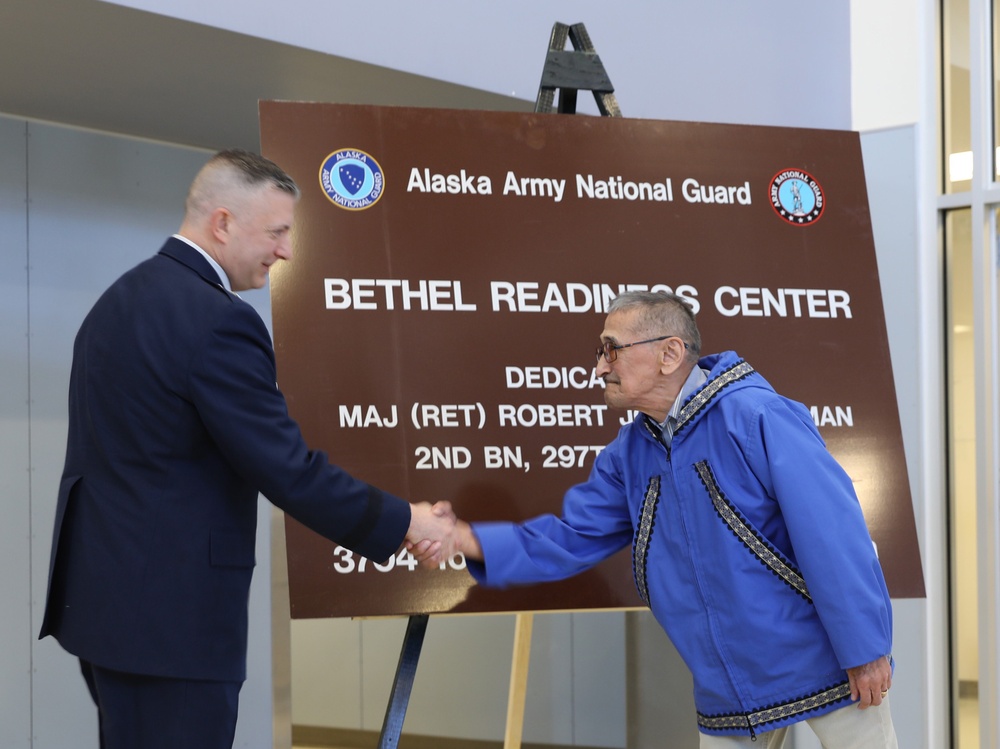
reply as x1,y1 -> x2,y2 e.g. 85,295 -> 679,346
188,299 -> 410,562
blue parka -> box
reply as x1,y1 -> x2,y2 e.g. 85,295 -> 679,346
468,351 -> 892,737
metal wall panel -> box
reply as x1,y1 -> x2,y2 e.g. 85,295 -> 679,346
859,125 -> 924,749
21,122 -> 223,748
17,119 -> 281,749
0,114 -> 32,749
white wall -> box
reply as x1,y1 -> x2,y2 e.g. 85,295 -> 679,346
850,0 -> 922,131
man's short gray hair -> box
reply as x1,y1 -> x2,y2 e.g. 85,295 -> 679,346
607,290 -> 701,360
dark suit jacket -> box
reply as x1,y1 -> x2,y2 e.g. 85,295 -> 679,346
40,238 -> 411,682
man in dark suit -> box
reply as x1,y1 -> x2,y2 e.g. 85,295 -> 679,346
39,149 -> 452,749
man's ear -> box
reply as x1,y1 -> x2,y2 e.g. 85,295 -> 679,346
209,207 -> 233,244
659,337 -> 688,374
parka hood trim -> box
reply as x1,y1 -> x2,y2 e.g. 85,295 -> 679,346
674,358 -> 756,438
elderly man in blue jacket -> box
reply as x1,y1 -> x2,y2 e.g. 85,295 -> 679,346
442,290 -> 896,748
40,149 -> 454,749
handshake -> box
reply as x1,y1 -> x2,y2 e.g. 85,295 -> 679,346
405,501 -> 481,566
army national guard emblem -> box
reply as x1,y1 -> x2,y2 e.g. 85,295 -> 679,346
769,168 -> 824,226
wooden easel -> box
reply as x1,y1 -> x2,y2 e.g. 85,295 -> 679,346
534,22 -> 621,117
500,24 -> 621,748
376,22 -> 620,749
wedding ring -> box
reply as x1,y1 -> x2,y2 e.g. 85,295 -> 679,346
880,690 -> 888,697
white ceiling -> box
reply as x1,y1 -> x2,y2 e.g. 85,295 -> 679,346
1,0 -> 866,153
93,0 -> 860,130
0,0 -> 531,152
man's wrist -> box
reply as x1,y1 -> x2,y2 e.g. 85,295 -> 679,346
457,521 -> 483,561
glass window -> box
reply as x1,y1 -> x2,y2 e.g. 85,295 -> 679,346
945,0 -> 972,191
994,0 -> 1000,179
945,207 -> 977,749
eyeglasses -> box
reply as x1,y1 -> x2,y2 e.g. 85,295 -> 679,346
595,335 -> 688,363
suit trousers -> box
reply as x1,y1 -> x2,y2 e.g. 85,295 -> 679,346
698,697 -> 897,749
80,659 -> 242,749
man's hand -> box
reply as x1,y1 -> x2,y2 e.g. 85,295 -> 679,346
406,501 -> 484,567
847,655 -> 892,709
405,501 -> 456,567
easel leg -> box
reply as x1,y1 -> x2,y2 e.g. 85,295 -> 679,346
378,614 -> 429,749
504,612 -> 534,749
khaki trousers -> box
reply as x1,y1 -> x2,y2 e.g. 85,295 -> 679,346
699,696 -> 897,749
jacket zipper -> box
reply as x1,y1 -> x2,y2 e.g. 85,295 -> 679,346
653,418 -> 759,742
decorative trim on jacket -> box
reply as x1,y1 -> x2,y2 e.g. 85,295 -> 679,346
697,682 -> 852,735
694,460 -> 812,602
632,476 -> 661,606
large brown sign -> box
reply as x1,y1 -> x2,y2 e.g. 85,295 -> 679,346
259,102 -> 925,619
